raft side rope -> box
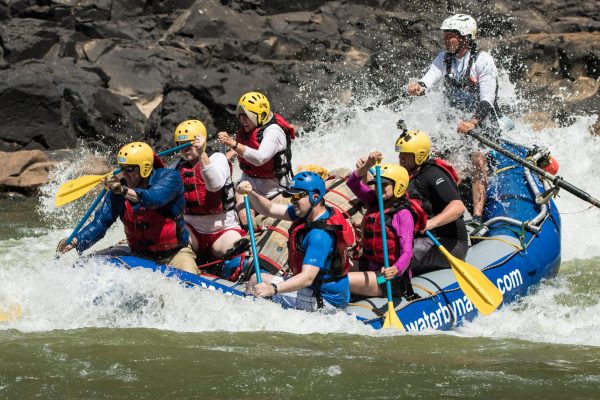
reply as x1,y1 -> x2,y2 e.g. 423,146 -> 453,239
469,235 -> 524,251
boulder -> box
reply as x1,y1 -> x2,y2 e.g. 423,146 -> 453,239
522,112 -> 559,131
0,62 -> 74,151
0,150 -> 56,193
498,32 -> 600,116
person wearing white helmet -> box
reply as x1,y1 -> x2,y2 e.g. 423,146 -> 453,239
407,14 -> 513,227
408,15 -> 490,114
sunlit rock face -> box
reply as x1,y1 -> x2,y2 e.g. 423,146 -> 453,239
0,150 -> 56,194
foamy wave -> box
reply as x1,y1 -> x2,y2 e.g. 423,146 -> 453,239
0,257 -> 377,335
293,92 -> 600,261
452,264 -> 600,346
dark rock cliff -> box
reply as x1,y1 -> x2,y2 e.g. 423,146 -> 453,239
0,0 -> 598,153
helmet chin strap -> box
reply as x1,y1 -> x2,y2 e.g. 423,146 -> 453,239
303,192 -> 322,221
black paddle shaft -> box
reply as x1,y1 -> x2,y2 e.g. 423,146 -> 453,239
468,131 -> 600,209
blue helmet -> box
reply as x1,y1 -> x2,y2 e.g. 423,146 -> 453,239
284,171 -> 326,205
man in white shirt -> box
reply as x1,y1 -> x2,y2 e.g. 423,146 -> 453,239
407,14 -> 512,226
217,91 -> 295,226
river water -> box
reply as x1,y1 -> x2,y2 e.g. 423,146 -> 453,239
1,91 -> 600,398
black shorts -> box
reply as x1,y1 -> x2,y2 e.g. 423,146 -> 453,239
410,236 -> 469,276
377,274 -> 411,298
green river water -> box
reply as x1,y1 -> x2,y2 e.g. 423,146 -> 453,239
2,180 -> 600,399
2,330 -> 599,399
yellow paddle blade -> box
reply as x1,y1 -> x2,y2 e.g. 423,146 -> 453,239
0,304 -> 23,323
383,301 -> 406,330
439,246 -> 503,315
55,174 -> 108,207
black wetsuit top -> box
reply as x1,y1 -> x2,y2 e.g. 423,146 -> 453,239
408,164 -> 468,244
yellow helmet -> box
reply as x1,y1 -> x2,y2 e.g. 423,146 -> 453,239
394,130 -> 431,165
116,142 -> 154,178
173,120 -> 207,149
380,163 -> 409,198
237,91 -> 270,126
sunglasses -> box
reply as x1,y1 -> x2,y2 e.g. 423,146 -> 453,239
120,165 -> 136,173
290,192 -> 308,201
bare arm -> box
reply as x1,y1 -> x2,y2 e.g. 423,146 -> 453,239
237,181 -> 290,220
277,266 -> 319,293
254,265 -> 320,297
196,134 -> 212,170
423,199 -> 465,232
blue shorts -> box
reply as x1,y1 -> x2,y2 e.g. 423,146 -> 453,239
270,276 -> 337,312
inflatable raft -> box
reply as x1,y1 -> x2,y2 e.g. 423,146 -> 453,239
104,142 -> 561,331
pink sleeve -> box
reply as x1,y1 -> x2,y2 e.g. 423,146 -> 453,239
391,209 -> 414,276
346,171 -> 377,207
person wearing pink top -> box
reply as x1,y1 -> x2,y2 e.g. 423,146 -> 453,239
346,151 -> 427,298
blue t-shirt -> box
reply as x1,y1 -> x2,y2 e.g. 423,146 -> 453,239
287,206 -> 350,308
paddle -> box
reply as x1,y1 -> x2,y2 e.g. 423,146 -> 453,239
58,142 -> 194,251
243,195 -> 262,283
424,230 -> 502,315
55,142 -> 193,207
374,165 -> 405,330
55,173 -> 112,206
466,131 -> 600,208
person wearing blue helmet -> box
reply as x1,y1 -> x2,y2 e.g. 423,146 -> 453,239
237,171 -> 354,310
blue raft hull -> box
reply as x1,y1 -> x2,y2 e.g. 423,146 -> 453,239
105,143 -> 561,331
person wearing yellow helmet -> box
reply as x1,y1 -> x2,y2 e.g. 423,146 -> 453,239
395,129 -> 469,276
344,151 -> 427,297
56,142 -> 197,274
171,120 -> 248,280
217,91 -> 296,226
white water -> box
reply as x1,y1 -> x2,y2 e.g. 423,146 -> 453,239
1,80 -> 600,346
454,272 -> 600,346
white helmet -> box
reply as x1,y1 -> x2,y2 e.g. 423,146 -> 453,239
440,14 -> 477,39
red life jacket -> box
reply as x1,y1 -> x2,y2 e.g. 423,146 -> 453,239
423,158 -> 460,184
153,153 -> 165,169
177,160 -> 235,215
287,207 -> 354,279
407,196 -> 428,232
121,200 -> 184,254
361,197 -> 427,265
119,156 -> 184,254
236,113 -> 295,179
